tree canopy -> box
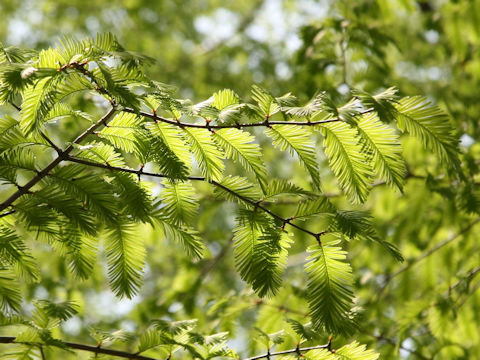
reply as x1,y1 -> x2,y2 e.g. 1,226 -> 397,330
0,1 -> 479,359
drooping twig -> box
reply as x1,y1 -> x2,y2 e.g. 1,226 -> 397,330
0,107 -> 116,212
63,155 -> 326,242
0,209 -> 15,218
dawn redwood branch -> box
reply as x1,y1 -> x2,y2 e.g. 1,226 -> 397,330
209,178 -> 325,240
0,107 -> 116,212
453,266 -> 480,309
242,343 -> 331,360
0,336 -> 157,360
358,330 -> 430,360
0,209 -> 15,218
0,335 -> 331,360
63,155 -> 326,242
122,107 -> 369,129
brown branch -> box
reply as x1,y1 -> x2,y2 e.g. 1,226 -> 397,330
242,343 -> 331,360
0,209 -> 15,218
39,132 -> 62,153
0,336 -> 157,360
0,107 -> 116,212
122,107 -> 366,130
63,155 -> 325,242
9,101 -> 21,112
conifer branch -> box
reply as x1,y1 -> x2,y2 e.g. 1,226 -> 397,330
63,155 -> 325,241
243,343 -> 331,360
0,335 -> 332,360
0,209 -> 15,218
0,336 -> 157,360
122,107 -> 351,129
380,217 -> 480,290
0,107 -> 116,212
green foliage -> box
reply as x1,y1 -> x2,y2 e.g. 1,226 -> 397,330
305,240 -> 355,335
233,210 -> 290,297
213,128 -> 268,191
0,7 -> 477,358
265,125 -> 321,189
394,96 -> 460,171
104,221 -> 146,299
183,128 -> 224,181
354,113 -> 406,190
319,121 -> 373,203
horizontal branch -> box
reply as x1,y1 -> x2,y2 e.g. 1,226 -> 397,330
0,209 -> 15,218
243,343 -> 331,360
63,155 -> 325,242
0,336 -> 157,360
122,107 -> 374,130
387,218 -> 480,280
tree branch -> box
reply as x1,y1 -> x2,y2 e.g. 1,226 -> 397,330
242,343 -> 331,360
0,335 -> 332,360
122,107 -> 351,129
379,217 -> 480,295
63,155 -> 326,242
0,209 -> 15,218
0,107 -> 116,212
0,336 -> 157,360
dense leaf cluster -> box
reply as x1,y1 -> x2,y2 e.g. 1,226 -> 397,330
0,31 -> 466,359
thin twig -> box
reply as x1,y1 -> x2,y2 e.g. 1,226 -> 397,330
378,217 -> 480,297
242,343 -> 330,360
63,155 -> 326,242
38,346 -> 46,360
359,330 -> 430,360
9,101 -> 21,112
0,209 -> 15,218
123,107 -> 340,128
0,336 -> 157,360
121,107 -> 375,130
0,107 -> 116,212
